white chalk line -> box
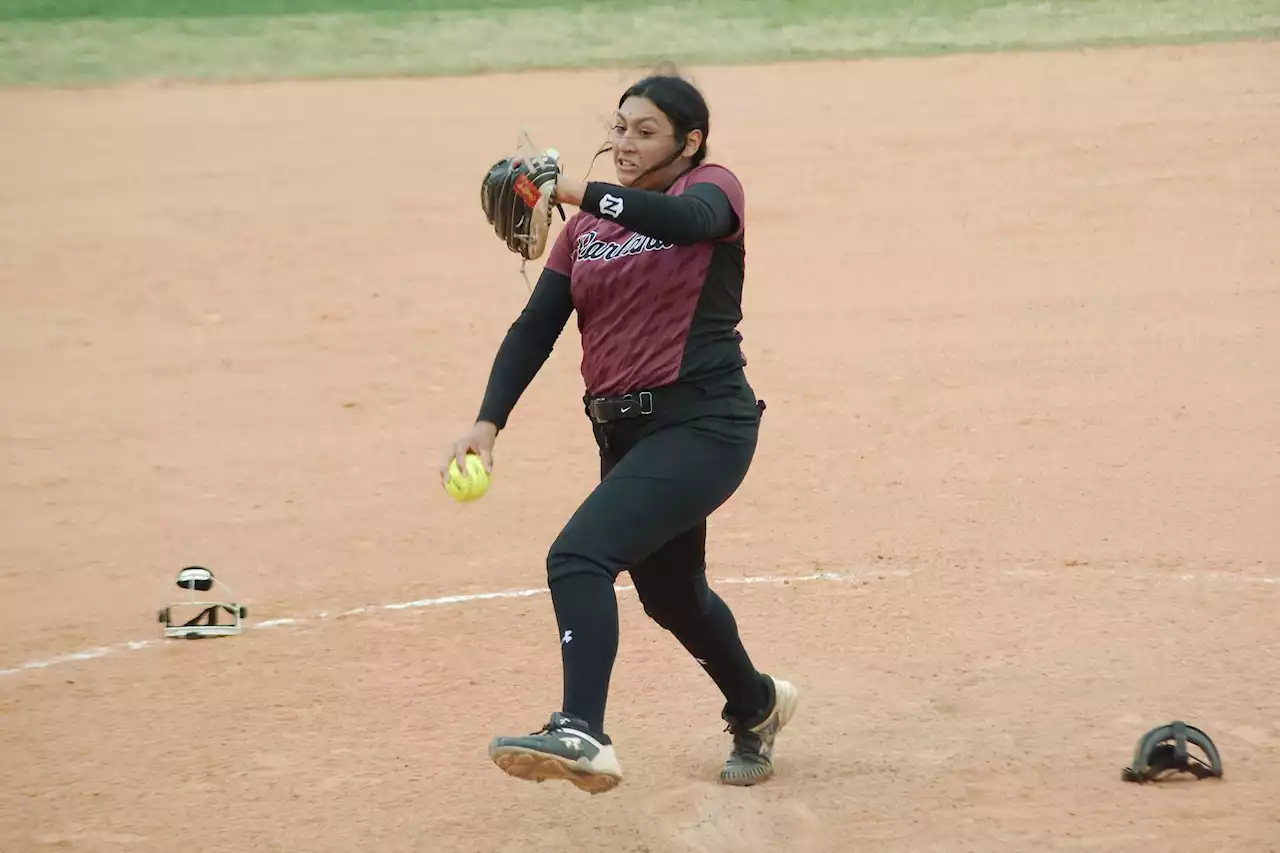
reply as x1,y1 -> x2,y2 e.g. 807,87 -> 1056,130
0,572 -> 851,678
1,566 -> 1273,680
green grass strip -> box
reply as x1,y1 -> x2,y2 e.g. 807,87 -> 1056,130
0,0 -> 608,21
2,0 -> 1278,86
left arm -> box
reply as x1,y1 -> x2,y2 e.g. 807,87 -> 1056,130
557,177 -> 738,245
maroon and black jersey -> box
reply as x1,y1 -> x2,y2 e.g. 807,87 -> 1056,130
550,164 -> 747,396
477,164 -> 749,430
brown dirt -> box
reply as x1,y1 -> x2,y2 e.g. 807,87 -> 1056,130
2,40 -> 1278,853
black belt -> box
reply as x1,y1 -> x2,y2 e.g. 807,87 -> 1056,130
583,383 -> 705,424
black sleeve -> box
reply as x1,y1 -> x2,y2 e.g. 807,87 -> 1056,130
580,180 -> 737,245
475,267 -> 575,431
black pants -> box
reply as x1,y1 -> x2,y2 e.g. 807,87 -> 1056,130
544,376 -> 771,738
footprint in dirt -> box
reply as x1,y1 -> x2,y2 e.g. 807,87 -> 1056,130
638,782 -> 822,853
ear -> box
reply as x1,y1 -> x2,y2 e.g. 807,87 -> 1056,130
682,129 -> 704,159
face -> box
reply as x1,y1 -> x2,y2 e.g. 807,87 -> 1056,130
610,96 -> 703,189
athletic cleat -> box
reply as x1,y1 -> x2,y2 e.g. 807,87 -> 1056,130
719,675 -> 799,786
488,712 -> 623,795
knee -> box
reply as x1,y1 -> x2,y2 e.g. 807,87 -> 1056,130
546,548 -> 586,587
546,537 -> 616,587
637,573 -> 713,632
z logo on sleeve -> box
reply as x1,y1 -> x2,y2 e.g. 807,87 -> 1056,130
599,193 -> 625,219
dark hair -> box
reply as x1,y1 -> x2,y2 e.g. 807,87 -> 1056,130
618,73 -> 710,166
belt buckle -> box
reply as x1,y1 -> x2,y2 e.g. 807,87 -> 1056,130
586,390 -> 655,423
616,391 -> 653,418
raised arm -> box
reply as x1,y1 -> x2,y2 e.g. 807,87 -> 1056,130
576,181 -> 736,245
554,168 -> 741,246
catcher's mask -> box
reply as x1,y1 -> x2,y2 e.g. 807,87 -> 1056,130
1122,721 -> 1223,783
157,566 -> 248,640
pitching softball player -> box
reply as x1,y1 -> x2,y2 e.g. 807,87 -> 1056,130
442,73 -> 798,795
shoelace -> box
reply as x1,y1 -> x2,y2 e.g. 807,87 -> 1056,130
723,720 -> 764,756
532,716 -> 576,737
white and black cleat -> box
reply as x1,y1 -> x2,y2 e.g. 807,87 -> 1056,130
488,712 -> 623,795
719,675 -> 800,786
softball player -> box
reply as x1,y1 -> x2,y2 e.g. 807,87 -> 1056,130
441,74 -> 798,795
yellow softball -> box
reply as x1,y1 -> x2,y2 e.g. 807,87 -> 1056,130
444,453 -> 490,502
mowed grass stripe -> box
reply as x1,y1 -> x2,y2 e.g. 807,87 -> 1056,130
1,0 -> 1278,85
0,0 -> 606,22
0,0 -> 1110,23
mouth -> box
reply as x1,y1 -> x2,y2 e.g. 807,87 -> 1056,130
615,157 -> 639,172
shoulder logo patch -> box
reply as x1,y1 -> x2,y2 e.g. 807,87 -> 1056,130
599,193 -> 625,219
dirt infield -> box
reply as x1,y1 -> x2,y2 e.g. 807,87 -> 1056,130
2,40 -> 1278,852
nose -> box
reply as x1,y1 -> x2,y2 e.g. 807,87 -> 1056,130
614,134 -> 639,155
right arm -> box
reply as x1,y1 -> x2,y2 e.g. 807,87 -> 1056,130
440,214 -> 580,482
475,266 -> 574,431
439,259 -> 575,481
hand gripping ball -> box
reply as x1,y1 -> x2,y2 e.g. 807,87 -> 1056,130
445,454 -> 490,502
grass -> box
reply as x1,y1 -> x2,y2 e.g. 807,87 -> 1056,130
0,0 -> 607,20
0,0 -> 1116,22
1,0 -> 1278,85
